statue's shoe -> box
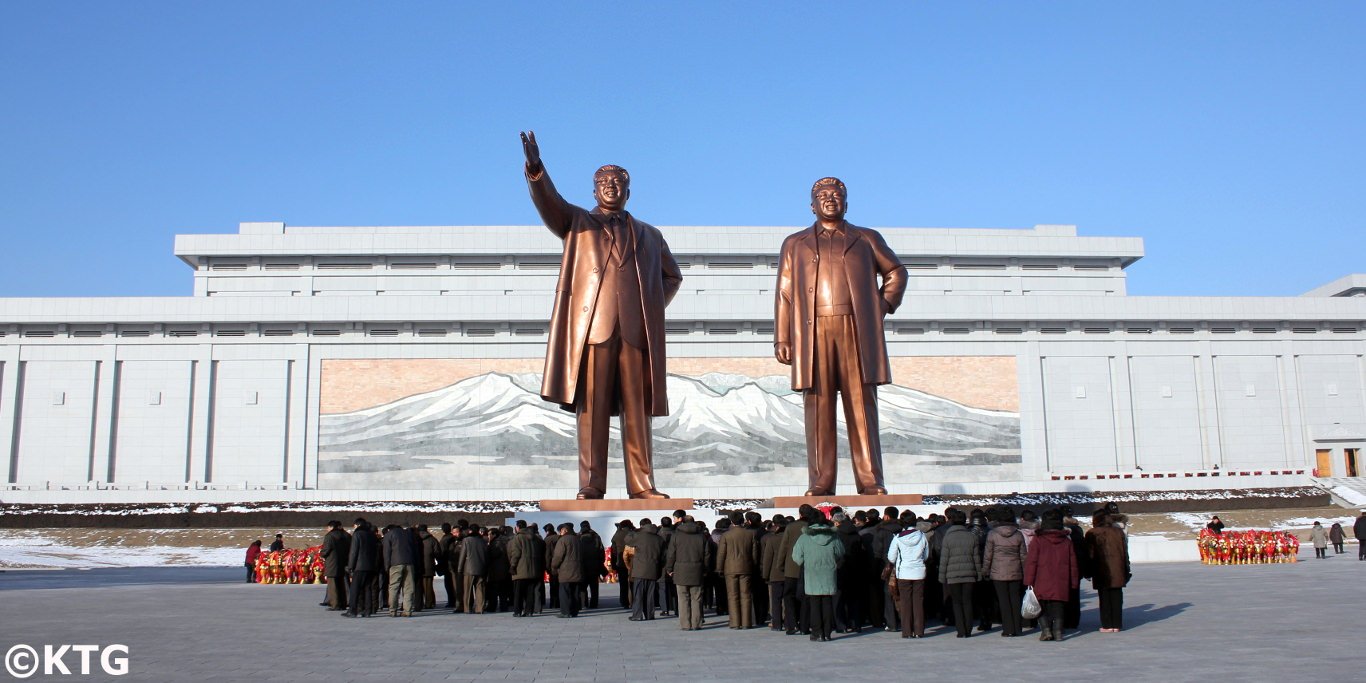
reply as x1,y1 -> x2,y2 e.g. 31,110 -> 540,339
630,489 -> 671,500
859,488 -> 889,496
803,489 -> 833,496
576,488 -> 605,500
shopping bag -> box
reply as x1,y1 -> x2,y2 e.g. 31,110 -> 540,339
1021,586 -> 1042,619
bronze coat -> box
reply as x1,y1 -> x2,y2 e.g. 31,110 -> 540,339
526,169 -> 684,415
775,222 -> 907,390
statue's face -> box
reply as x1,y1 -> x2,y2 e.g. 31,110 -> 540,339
593,171 -> 629,212
811,185 -> 847,221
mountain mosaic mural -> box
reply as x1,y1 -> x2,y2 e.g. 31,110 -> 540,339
318,359 -> 1022,491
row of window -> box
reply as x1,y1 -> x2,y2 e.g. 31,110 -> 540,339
3,324 -> 1358,340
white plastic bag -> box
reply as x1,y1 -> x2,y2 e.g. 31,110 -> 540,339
1021,586 -> 1042,619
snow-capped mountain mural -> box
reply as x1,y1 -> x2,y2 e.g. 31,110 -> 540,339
318,367 -> 1021,490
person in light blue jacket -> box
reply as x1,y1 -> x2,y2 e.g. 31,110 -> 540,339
887,513 -> 930,638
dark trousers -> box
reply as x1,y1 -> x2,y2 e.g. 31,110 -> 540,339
1040,599 -> 1065,639
834,582 -> 863,632
513,578 -> 539,616
632,578 -> 658,620
808,595 -> 835,639
865,573 -> 886,628
245,562 -> 255,583
993,580 -> 1023,635
558,581 -> 580,617
1315,547 -> 1327,558
326,574 -> 349,609
1332,542 -> 1344,554
896,579 -> 925,637
442,572 -> 457,608
548,577 -> 560,608
1098,587 -> 1124,630
1064,588 -> 1081,629
710,573 -> 727,614
660,578 -> 677,613
783,577 -> 805,632
752,573 -> 768,625
724,574 -> 753,628
974,579 -> 995,628
451,571 -> 464,611
768,580 -> 786,630
1360,540 -> 1366,560
948,582 -> 975,637
616,568 -> 631,608
580,577 -> 600,609
348,571 -> 374,616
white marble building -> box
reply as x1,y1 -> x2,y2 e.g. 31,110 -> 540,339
1,221 -> 1362,502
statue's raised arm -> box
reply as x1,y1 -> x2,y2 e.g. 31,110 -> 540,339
520,130 -> 543,178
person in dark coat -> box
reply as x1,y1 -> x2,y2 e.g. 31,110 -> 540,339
1023,511 -> 1077,641
507,520 -> 546,617
487,527 -> 512,612
459,526 -> 489,614
657,515 -> 679,616
778,505 -> 814,634
716,510 -> 760,629
938,508 -> 981,638
550,523 -> 583,617
269,533 -> 285,552
544,524 -> 561,609
610,520 -> 636,609
983,507 -> 1027,637
439,523 -> 460,609
382,524 -> 416,616
1085,511 -> 1131,632
244,540 -> 262,583
1061,507 -> 1087,629
418,525 -> 440,610
833,512 -> 867,633
320,521 -> 352,611
344,519 -> 379,618
1329,522 -> 1346,554
628,521 -> 665,621
665,517 -> 711,630
760,517 -> 788,631
1355,512 -> 1366,561
1206,516 -> 1225,534
578,521 -> 606,609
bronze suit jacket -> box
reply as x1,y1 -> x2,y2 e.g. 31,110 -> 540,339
526,168 -> 683,416
775,221 -> 907,391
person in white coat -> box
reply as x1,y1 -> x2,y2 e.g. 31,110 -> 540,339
887,515 -> 930,638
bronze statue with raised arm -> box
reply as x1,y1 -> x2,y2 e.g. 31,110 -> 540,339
520,131 -> 682,500
775,177 -> 908,496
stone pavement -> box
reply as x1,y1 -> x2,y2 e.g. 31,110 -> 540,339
1,551 -> 1362,683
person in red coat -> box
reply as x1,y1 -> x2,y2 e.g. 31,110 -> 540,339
1023,511 -> 1078,642
244,540 -> 263,583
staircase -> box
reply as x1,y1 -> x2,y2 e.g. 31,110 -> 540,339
1315,477 -> 1366,508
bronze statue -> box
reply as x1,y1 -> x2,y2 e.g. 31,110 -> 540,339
775,177 -> 908,496
520,131 -> 682,500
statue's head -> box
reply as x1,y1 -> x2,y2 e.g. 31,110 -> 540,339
593,165 -> 630,212
810,176 -> 847,221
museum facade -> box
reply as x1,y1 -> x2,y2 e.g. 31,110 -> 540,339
1,221 -> 1363,501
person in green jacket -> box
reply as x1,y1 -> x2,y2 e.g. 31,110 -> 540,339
792,517 -> 844,642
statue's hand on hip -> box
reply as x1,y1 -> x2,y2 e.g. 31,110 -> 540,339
774,342 -> 792,365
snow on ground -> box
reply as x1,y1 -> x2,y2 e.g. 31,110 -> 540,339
1166,512 -> 1357,533
0,530 -> 244,569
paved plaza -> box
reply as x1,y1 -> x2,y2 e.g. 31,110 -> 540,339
1,552 -> 1362,683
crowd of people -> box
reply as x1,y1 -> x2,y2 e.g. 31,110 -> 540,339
297,502 -> 1138,641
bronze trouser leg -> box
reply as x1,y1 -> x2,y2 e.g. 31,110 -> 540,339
577,336 -> 656,496
617,340 -> 656,496
576,338 -> 618,495
804,315 -> 885,494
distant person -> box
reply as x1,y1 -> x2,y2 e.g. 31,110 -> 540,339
1310,521 -> 1328,559
459,526 -> 489,613
1086,511 -> 1131,633
628,520 -> 665,621
344,519 -> 379,618
244,540 -> 262,583
578,521 -> 606,609
418,524 -> 440,610
269,533 -> 285,552
381,524 -> 416,617
551,523 -> 583,618
887,513 -> 929,638
1206,516 -> 1225,534
793,511 -> 845,642
507,520 -> 545,618
716,510 -> 759,630
1328,522 -> 1346,554
1023,510 -> 1078,642
610,519 -> 636,609
1356,512 -> 1366,561
983,506 -> 1027,637
938,508 -> 981,638
665,515 -> 711,631
320,520 -> 351,611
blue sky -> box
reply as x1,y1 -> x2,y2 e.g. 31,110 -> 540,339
1,2 -> 1362,297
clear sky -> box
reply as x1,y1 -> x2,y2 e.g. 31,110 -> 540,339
1,2 -> 1362,298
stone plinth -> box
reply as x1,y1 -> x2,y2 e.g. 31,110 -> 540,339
539,498 -> 695,512
768,493 -> 923,508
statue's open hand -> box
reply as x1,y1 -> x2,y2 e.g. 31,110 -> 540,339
774,342 -> 792,365
520,130 -> 542,174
